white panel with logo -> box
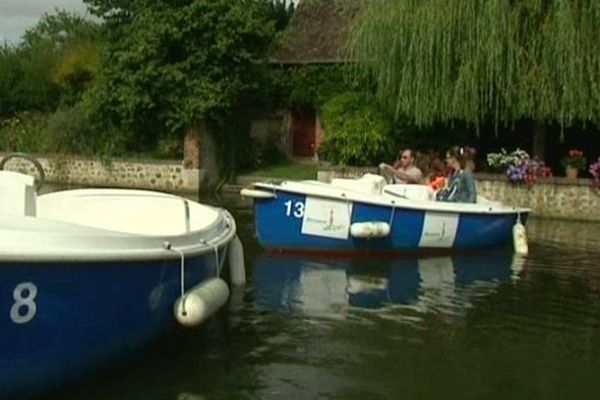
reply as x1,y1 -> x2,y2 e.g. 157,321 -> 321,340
419,212 -> 459,248
301,197 -> 352,240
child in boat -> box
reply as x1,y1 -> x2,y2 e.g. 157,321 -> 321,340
435,146 -> 477,203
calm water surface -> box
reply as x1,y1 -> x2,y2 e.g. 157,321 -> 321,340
40,193 -> 600,400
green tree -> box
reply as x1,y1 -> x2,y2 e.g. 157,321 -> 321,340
21,10 -> 99,50
0,10 -> 100,117
84,0 -> 276,153
350,0 -> 600,158
22,10 -> 102,105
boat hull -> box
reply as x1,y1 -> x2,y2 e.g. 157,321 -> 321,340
253,189 -> 528,253
0,251 -> 226,399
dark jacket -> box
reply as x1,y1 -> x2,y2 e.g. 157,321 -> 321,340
435,170 -> 477,203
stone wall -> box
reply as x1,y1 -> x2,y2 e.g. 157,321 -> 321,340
477,173 -> 600,222
0,154 -> 201,193
316,168 -> 600,222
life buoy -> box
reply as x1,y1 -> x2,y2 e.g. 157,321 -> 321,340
429,176 -> 446,191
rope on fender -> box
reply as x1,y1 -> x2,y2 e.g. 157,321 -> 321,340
164,241 -> 187,315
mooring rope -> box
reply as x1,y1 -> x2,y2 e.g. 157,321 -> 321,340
388,202 -> 396,229
200,238 -> 221,277
164,241 -> 187,315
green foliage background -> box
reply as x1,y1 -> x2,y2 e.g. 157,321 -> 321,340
0,1 -> 293,168
281,65 -> 357,109
319,92 -> 393,166
84,0 -> 276,156
3,0 -> 599,175
0,11 -> 103,155
350,0 -> 600,131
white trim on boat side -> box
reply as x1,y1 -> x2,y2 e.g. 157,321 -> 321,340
0,188 -> 238,263
251,181 -> 530,216
0,209 -> 236,263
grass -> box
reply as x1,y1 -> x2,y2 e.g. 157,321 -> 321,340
246,162 -> 319,180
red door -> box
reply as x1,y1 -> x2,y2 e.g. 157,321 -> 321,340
291,109 -> 316,157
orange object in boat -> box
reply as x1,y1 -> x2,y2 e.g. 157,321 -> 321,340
429,176 -> 446,191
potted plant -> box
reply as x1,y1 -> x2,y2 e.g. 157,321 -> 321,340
506,158 -> 552,187
561,149 -> 586,179
486,148 -> 529,173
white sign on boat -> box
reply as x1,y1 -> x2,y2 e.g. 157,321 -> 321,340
301,196 -> 352,240
418,212 -> 459,248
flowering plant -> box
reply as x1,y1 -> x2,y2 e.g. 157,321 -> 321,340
561,149 -> 586,170
589,157 -> 600,189
506,158 -> 553,186
486,148 -> 529,169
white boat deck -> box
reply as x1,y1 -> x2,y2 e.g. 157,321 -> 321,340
37,189 -> 219,237
251,175 -> 529,216
0,171 -> 235,261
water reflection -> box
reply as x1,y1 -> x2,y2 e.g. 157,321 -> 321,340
253,251 -> 525,318
527,217 -> 600,252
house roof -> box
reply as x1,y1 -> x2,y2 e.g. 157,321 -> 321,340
271,0 -> 366,64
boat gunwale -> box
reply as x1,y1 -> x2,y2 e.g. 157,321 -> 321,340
0,209 -> 237,263
251,181 -> 531,216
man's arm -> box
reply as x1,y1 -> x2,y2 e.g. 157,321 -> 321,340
379,164 -> 422,183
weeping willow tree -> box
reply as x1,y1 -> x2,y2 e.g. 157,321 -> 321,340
349,0 -> 600,157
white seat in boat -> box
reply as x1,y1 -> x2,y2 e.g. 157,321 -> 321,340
37,189 -> 220,236
383,184 -> 435,201
331,173 -> 386,195
0,171 -> 36,216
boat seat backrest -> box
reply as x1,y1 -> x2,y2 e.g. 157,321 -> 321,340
0,171 -> 36,217
383,184 -> 435,201
331,174 -> 387,195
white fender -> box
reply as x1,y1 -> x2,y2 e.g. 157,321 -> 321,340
350,222 -> 391,238
228,235 -> 246,286
240,188 -> 275,199
174,278 -> 229,327
513,221 -> 528,256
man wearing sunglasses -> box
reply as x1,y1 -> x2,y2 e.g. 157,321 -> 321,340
379,149 -> 423,184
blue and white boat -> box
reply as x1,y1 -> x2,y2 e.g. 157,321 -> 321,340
0,161 -> 244,399
242,174 -> 529,253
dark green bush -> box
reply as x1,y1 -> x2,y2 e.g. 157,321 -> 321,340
319,92 -> 393,166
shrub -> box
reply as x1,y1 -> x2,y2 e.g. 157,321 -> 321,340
0,105 -> 133,158
319,92 -> 392,166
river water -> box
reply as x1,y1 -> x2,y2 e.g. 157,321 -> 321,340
41,193 -> 600,400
